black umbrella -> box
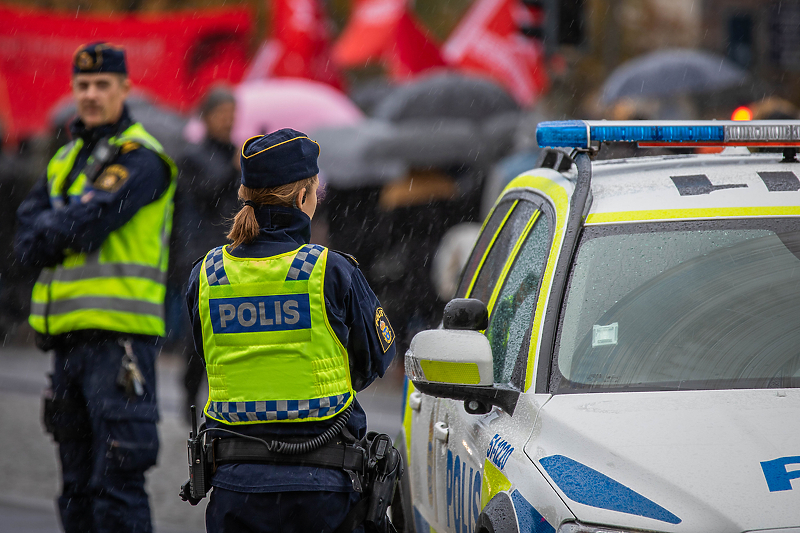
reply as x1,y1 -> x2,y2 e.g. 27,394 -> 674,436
600,48 -> 749,105
317,72 -> 521,188
316,112 -> 521,189
372,71 -> 519,122
349,79 -> 397,116
314,121 -> 408,188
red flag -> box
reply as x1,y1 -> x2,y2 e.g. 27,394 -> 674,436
0,70 -> 13,142
0,2 -> 252,143
333,0 -> 445,80
383,12 -> 447,79
245,0 -> 343,89
443,0 -> 548,106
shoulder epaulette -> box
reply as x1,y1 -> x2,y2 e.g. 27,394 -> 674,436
332,250 -> 359,267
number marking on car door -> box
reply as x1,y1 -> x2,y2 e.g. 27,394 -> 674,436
486,434 -> 514,470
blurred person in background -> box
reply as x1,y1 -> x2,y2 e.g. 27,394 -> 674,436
0,123 -> 40,338
13,42 -> 176,533
738,97 -> 799,155
749,97 -> 798,120
169,86 -> 238,421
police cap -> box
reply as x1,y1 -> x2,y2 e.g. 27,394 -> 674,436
72,42 -> 127,75
240,129 -> 320,189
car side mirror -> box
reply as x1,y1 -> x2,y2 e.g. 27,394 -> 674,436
405,326 -> 519,415
442,298 -> 488,330
406,329 -> 494,386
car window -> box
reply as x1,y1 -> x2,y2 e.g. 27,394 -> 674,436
485,213 -> 550,383
464,201 -> 538,304
455,200 -> 515,298
554,219 -> 800,392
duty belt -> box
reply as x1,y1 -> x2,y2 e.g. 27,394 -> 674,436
212,438 -> 367,486
181,425 -> 402,533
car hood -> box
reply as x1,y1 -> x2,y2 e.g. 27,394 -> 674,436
525,389 -> 800,532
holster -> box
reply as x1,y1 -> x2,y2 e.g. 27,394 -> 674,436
42,390 -> 88,442
35,332 -> 57,352
334,432 -> 404,533
363,433 -> 403,532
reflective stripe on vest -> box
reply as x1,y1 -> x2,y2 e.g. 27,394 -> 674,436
29,123 -> 177,337
199,244 -> 355,425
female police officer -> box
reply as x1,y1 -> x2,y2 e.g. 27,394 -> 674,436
185,129 -> 396,532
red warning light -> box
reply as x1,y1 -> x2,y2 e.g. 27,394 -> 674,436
732,106 -> 753,121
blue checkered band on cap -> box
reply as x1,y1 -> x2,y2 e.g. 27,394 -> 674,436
285,244 -> 324,281
207,392 -> 351,423
205,246 -> 229,286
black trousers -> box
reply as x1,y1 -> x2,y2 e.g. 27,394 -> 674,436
206,487 -> 364,533
51,337 -> 159,533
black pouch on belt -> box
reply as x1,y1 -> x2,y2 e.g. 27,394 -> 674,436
180,406 -> 212,506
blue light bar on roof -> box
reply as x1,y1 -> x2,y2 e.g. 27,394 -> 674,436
536,120 -> 800,149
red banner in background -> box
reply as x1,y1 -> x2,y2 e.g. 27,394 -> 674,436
245,0 -> 343,89
443,0 -> 548,107
0,3 -> 252,143
245,0 -> 344,89
332,0 -> 445,80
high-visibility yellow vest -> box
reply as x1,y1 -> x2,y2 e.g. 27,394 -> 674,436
29,122 -> 177,337
199,243 -> 355,425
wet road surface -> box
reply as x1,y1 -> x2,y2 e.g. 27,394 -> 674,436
0,345 -> 405,533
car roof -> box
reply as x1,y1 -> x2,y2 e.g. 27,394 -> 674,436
506,149 -> 800,226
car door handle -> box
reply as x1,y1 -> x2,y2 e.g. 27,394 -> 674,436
409,391 -> 422,411
433,422 -> 449,443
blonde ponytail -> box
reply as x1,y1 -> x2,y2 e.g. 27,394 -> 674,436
227,176 -> 317,249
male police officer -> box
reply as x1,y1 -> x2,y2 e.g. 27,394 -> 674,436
14,43 -> 176,533
185,130 -> 396,532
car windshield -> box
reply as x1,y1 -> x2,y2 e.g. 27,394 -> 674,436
553,219 -> 800,393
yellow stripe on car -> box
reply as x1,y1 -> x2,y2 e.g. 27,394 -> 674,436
587,206 -> 800,225
402,380 -> 414,459
481,459 -> 512,509
466,200 -> 519,298
486,211 -> 540,314
501,174 -> 572,392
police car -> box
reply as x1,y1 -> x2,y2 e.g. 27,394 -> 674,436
393,121 -> 800,533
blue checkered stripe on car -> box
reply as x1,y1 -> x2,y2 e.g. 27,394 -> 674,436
285,244 -> 324,281
205,246 -> 229,286
207,392 -> 351,423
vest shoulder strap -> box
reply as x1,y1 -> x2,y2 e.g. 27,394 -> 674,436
113,123 -> 178,181
113,123 -> 164,154
204,246 -> 229,286
286,244 -> 326,281
54,140 -> 80,161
